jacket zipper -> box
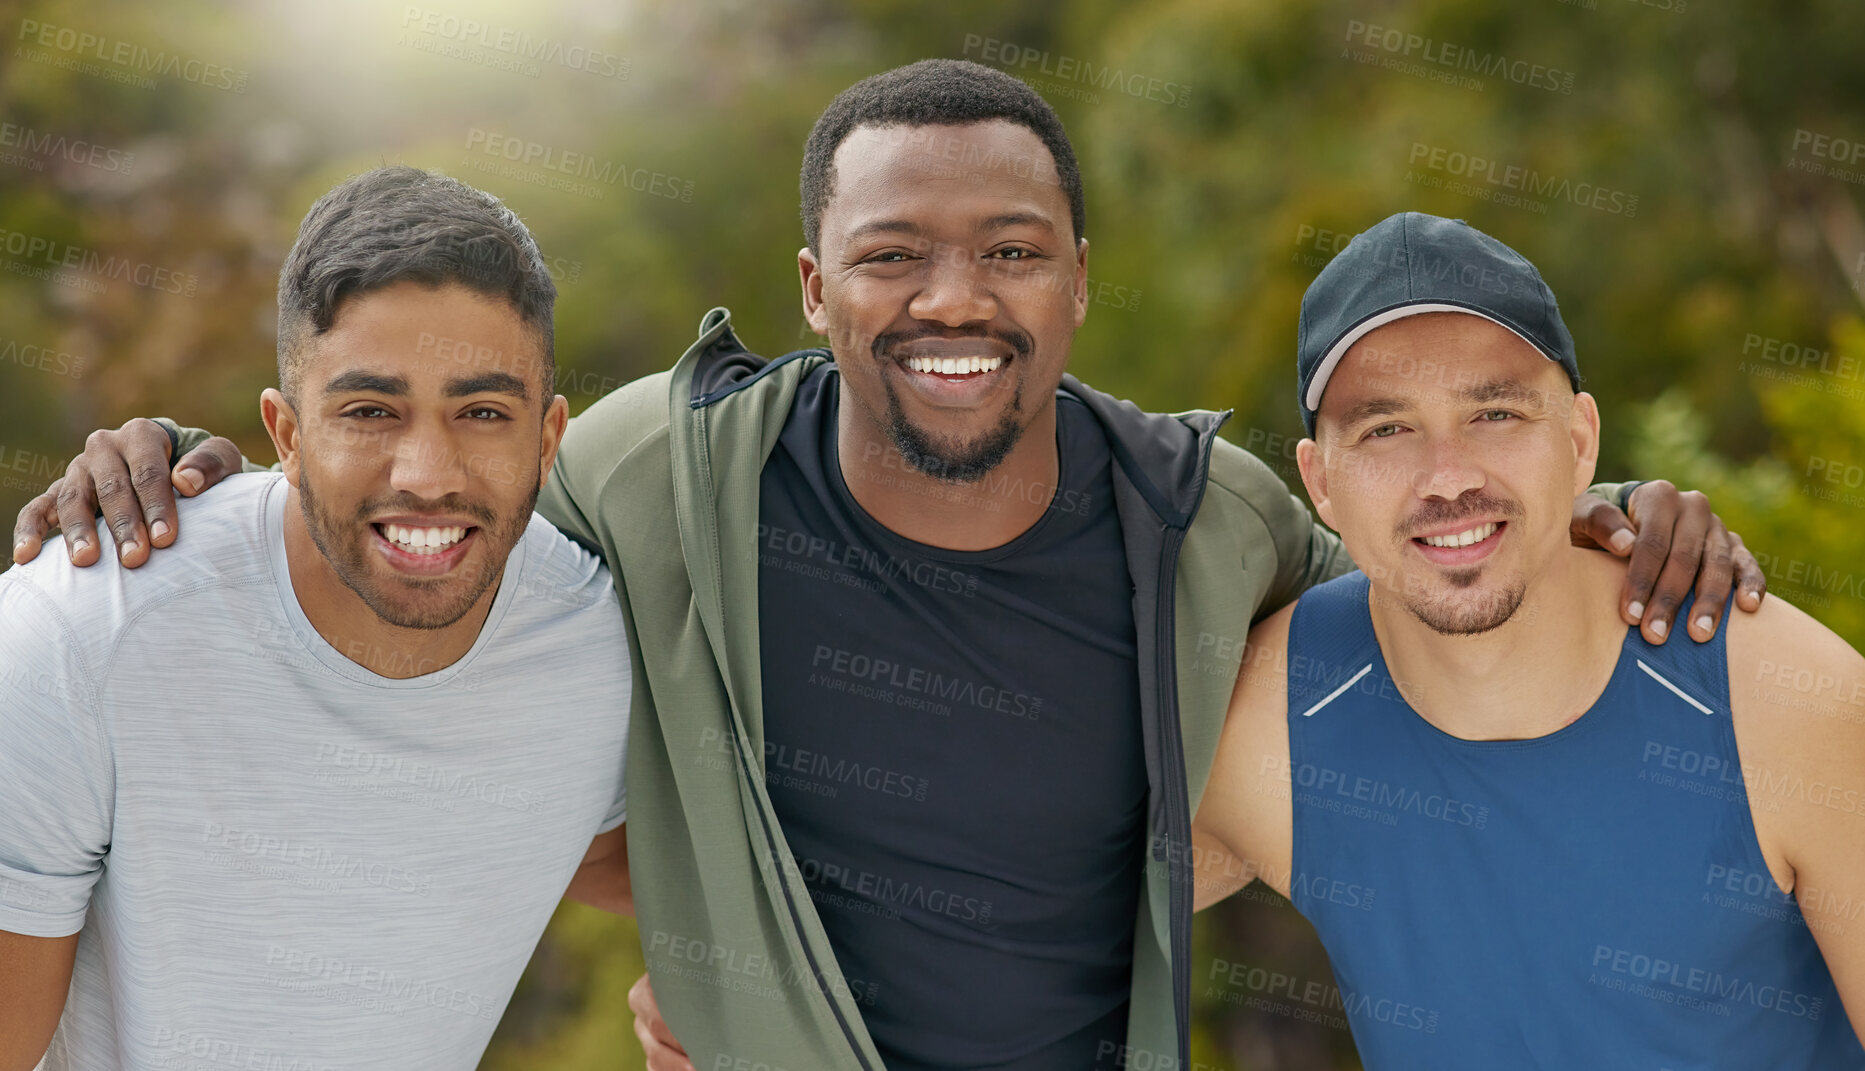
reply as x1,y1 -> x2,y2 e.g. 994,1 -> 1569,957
1154,523 -> 1194,1067
1153,418 -> 1224,1067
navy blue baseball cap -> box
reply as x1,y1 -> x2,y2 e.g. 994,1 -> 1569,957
1296,212 -> 1580,436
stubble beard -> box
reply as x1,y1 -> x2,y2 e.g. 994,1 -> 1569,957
297,465 -> 526,631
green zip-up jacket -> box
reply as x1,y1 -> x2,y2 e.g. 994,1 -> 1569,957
164,306 -> 1627,1069
534,306 -> 1357,1070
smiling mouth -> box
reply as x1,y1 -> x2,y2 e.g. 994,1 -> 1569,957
372,522 -> 476,556
1413,521 -> 1502,549
903,354 -> 1005,378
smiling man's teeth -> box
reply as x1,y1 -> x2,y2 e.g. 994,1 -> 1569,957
383,524 -> 467,555
906,355 -> 1002,375
1421,522 -> 1499,549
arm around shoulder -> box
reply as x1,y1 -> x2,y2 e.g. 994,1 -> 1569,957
534,372 -> 675,556
1205,439 -> 1354,625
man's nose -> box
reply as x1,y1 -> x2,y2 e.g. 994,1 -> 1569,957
907,244 -> 999,327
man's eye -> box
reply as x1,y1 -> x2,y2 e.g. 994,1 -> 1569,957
1479,410 -> 1515,422
343,406 -> 392,419
993,247 -> 1032,260
1368,424 -> 1401,439
466,407 -> 509,421
867,250 -> 913,264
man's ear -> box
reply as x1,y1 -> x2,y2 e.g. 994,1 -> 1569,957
1569,390 -> 1601,497
537,394 -> 570,490
1072,237 -> 1090,328
260,388 -> 302,486
799,247 -> 829,336
1296,436 -> 1338,532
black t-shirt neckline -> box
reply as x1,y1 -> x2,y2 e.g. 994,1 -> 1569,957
818,367 -> 1077,568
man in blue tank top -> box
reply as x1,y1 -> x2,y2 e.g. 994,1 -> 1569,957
1192,212 -> 1865,1068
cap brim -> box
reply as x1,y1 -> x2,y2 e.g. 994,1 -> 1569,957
1304,302 -> 1557,414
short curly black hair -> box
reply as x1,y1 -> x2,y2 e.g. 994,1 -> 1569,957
799,59 -> 1086,255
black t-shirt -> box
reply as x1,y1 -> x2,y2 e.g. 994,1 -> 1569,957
755,365 -> 1148,1070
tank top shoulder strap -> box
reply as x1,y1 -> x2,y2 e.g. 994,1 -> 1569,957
1285,571 -> 1384,720
1624,588 -> 1738,718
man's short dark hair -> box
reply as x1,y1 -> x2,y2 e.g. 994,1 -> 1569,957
276,166 -> 556,401
799,59 -> 1086,255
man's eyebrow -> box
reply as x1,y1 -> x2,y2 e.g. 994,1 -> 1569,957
1336,378 -> 1552,430
978,212 -> 1057,234
844,218 -> 924,242
843,213 -> 1060,244
1337,397 -> 1409,429
1458,379 -> 1547,406
445,372 -> 529,401
323,371 -> 409,396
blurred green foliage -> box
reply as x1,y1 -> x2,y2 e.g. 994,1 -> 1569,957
2,0 -> 1859,1067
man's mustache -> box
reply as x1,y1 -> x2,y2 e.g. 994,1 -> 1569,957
871,324 -> 1034,364
349,494 -> 500,528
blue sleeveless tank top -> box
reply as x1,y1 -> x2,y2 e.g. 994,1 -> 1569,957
1285,571 -> 1863,1069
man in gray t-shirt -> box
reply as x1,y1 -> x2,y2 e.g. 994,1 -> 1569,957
0,167 -> 631,1070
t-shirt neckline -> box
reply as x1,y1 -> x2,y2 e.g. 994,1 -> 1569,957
817,368 -> 1078,567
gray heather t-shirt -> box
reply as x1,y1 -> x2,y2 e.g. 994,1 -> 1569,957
0,472 -> 629,1070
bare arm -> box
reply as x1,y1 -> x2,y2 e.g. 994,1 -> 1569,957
562,824 -> 632,916
1729,596 -> 1865,1041
0,930 -> 77,1071
1191,603 -> 1298,910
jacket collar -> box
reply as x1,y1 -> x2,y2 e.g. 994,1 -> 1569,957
1055,373 -> 1230,531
